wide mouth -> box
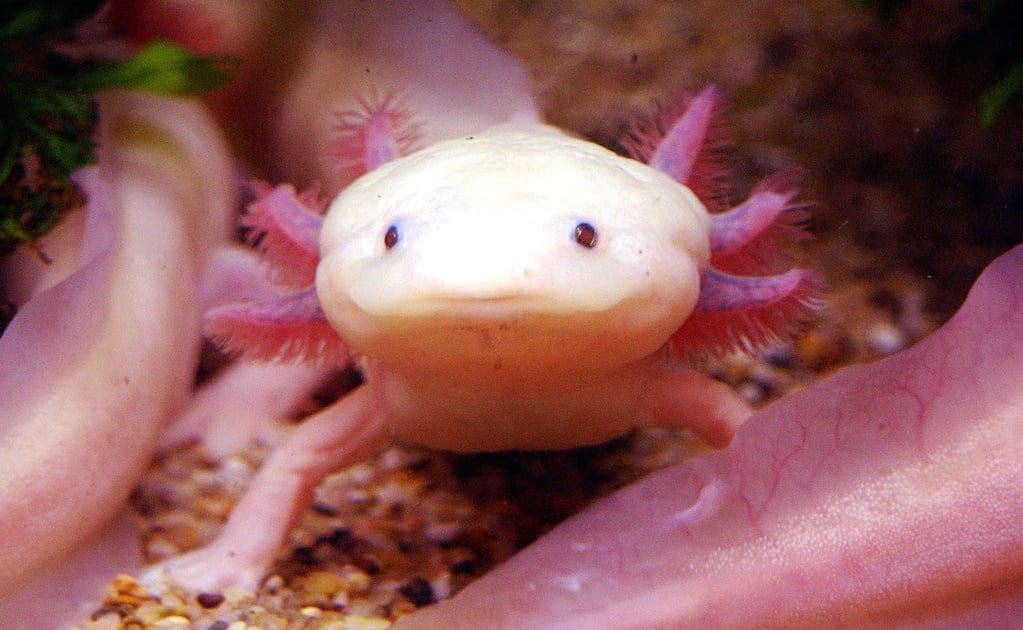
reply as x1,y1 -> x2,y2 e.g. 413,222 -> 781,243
372,292 -> 601,320
330,286 -> 687,379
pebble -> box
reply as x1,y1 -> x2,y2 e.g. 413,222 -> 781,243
196,592 -> 226,608
300,605 -> 324,618
104,574 -> 155,607
151,616 -> 191,630
866,320 -> 906,355
304,570 -> 345,597
341,567 -> 373,593
344,616 -> 392,629
158,592 -> 187,611
219,455 -> 257,493
398,576 -> 436,606
222,585 -> 257,607
424,521 -> 463,543
736,381 -> 766,405
317,618 -> 392,630
262,574 -> 285,594
430,573 -> 453,600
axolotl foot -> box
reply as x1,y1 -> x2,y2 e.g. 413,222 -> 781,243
140,541 -> 268,595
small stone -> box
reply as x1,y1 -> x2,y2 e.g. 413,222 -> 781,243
388,598 -> 418,617
351,553 -> 382,575
450,559 -> 475,575
263,574 -> 285,594
332,589 -> 351,608
196,592 -> 226,608
424,521 -> 462,543
104,574 -> 154,607
339,615 -> 393,629
398,576 -> 436,606
312,501 -> 340,516
220,455 -> 257,492
796,326 -> 848,370
736,381 -> 765,405
152,615 -> 192,630
430,572 -> 453,600
866,320 -> 905,355
321,527 -> 357,551
136,600 -> 170,625
344,597 -> 383,618
340,566 -> 373,593
718,351 -> 754,383
300,606 -> 324,618
148,524 -> 201,555
195,494 -> 235,520
305,570 -> 345,597
222,585 -> 257,607
159,592 -> 187,612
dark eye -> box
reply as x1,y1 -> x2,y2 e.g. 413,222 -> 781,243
384,224 -> 401,250
573,222 -> 598,248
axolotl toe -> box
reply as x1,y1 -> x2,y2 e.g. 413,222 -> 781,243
147,88 -> 822,592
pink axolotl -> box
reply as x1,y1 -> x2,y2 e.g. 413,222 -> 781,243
143,86 -> 821,592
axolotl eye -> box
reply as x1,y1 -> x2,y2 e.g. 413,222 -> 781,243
383,224 -> 401,250
573,221 -> 599,249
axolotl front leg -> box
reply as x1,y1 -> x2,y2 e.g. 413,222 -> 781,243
147,89 -> 819,594
145,381 -> 393,592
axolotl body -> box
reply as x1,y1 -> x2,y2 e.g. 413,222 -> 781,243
149,88 -> 821,591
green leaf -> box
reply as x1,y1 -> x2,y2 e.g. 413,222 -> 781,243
1,7 -> 236,255
73,41 -> 238,97
980,59 -> 1023,126
0,0 -> 105,40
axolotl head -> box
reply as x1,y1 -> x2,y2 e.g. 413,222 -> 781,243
315,126 -> 710,376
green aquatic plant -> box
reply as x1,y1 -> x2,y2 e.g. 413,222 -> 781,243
977,0 -> 1023,126
0,0 -> 234,257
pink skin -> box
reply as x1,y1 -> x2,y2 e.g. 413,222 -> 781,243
3,510 -> 142,628
0,93 -> 235,623
396,242 -> 1023,629
157,245 -> 337,459
158,359 -> 333,459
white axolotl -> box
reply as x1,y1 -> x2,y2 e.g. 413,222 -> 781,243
147,87 -> 821,591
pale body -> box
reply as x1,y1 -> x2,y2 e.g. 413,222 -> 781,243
149,123 -> 780,591
318,126 -> 742,452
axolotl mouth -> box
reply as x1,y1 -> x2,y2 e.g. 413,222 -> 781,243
325,289 -> 691,380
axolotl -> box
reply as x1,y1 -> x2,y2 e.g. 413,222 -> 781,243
147,88 -> 821,591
